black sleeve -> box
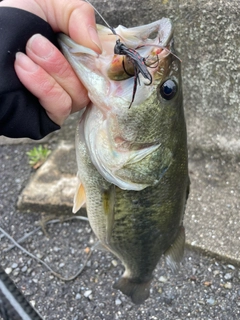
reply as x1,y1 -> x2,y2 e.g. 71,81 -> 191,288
0,7 -> 61,140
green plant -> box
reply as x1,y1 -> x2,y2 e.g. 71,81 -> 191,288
26,145 -> 51,169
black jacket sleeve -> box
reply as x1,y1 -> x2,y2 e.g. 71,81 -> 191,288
0,7 -> 61,139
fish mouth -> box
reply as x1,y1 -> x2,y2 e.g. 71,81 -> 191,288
58,18 -> 173,96
101,18 -> 174,83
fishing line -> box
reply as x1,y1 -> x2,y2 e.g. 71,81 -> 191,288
0,217 -> 92,282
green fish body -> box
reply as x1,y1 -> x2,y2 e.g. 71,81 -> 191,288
59,18 -> 189,304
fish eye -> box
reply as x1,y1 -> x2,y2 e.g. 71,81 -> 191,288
159,79 -> 177,100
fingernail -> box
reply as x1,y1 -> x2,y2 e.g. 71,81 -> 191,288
88,26 -> 102,52
15,52 -> 38,72
27,34 -> 54,58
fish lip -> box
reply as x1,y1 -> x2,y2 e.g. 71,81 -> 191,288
114,18 -> 173,48
158,18 -> 174,47
58,18 -> 173,56
58,33 -> 99,57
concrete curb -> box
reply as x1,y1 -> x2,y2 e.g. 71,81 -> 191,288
17,142 -> 77,215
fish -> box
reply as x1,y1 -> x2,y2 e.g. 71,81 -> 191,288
58,18 -> 189,304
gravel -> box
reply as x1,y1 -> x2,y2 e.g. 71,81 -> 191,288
0,143 -> 240,320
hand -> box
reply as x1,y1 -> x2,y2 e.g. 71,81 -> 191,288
0,0 -> 101,126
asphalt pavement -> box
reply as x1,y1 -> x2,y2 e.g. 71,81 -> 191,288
0,115 -> 240,320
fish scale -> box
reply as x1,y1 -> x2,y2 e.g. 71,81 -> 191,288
59,18 -> 189,304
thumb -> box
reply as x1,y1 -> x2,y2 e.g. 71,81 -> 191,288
45,0 -> 102,53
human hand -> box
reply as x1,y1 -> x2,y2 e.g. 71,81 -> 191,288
0,0 -> 101,126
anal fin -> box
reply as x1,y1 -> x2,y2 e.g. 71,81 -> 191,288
92,241 -> 109,252
165,226 -> 185,272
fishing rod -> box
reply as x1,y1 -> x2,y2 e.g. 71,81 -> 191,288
0,265 -> 43,320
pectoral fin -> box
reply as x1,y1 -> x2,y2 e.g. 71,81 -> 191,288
124,144 -> 161,165
72,182 -> 86,213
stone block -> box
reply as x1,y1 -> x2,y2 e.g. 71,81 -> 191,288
17,142 -> 78,215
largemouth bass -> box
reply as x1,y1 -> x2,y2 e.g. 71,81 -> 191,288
58,18 -> 189,304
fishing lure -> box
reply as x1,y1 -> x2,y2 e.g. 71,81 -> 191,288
114,39 -> 154,108
84,0 -> 179,108
84,0 -> 155,107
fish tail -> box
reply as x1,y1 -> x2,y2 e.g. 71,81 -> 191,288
113,277 -> 152,304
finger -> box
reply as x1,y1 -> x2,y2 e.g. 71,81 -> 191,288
25,34 -> 89,114
1,0 -> 102,53
40,0 -> 102,53
15,52 -> 73,126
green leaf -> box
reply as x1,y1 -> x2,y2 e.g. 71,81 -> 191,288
26,145 -> 51,169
